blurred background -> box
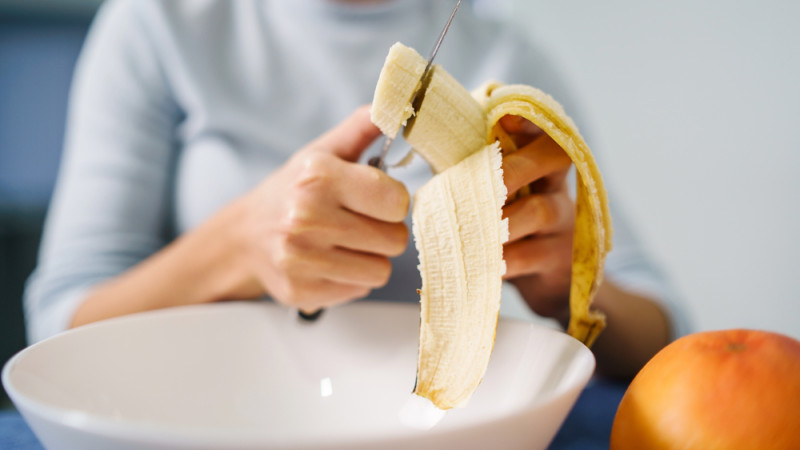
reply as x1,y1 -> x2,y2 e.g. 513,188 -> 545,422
509,0 -> 800,341
1,0 -> 101,407
1,0 -> 798,407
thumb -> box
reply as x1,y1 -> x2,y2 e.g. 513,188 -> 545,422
310,105 -> 382,162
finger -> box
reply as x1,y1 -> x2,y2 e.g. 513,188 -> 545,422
503,234 -> 573,279
280,190 -> 408,257
332,161 -> 410,222
329,209 -> 409,257
272,241 -> 392,290
310,105 -> 382,162
272,249 -> 389,309
276,244 -> 391,291
292,280 -> 372,311
498,115 -> 544,148
504,191 -> 574,242
266,247 -> 374,309
527,167 -> 570,194
503,134 -> 572,195
498,114 -> 543,135
317,248 -> 393,288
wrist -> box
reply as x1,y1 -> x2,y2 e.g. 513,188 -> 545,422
511,276 -> 570,328
190,197 -> 263,302
70,197 -> 262,328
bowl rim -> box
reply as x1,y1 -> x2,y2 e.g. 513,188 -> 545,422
2,300 -> 596,448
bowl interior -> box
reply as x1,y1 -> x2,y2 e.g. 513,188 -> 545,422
3,301 -> 594,447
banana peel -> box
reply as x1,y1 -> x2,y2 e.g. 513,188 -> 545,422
475,81 -> 612,347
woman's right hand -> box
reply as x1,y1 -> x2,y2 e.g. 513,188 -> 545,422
71,106 -> 408,327
230,105 -> 410,312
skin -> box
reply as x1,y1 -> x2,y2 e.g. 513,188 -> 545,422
72,106 -> 668,378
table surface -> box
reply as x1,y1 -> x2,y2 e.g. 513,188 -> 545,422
0,378 -> 627,449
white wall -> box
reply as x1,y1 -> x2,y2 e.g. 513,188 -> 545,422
509,1 -> 800,339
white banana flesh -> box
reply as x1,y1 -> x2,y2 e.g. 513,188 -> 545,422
402,65 -> 487,173
371,43 -> 612,410
412,143 -> 508,409
371,43 -> 427,138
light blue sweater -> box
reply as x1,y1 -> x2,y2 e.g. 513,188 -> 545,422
25,0 -> 687,342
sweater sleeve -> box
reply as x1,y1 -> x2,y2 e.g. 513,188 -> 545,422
24,0 -> 182,343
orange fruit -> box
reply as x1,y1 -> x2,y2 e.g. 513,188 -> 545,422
610,329 -> 800,449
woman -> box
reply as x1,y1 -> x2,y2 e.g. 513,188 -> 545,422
26,0 -> 685,378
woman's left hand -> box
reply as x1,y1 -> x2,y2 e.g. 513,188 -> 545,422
498,115 -> 575,324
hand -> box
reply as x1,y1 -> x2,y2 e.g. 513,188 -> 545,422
233,105 -> 410,312
499,115 -> 575,323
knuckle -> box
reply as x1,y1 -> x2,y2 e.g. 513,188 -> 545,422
280,204 -> 327,246
502,158 -> 525,192
273,242 -> 302,275
295,152 -> 332,191
282,206 -> 313,237
525,195 -> 551,228
537,197 -> 555,226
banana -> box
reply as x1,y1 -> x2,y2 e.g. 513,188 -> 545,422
371,43 -> 612,410
403,65 -> 487,173
371,43 -> 427,139
372,43 -> 487,172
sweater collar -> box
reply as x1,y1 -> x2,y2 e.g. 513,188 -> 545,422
274,0 -> 429,24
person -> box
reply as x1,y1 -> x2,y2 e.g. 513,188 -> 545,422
25,0 -> 687,379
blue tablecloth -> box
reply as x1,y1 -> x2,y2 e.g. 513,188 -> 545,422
0,378 -> 627,449
0,409 -> 43,450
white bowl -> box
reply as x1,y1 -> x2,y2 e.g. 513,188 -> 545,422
3,301 -> 594,450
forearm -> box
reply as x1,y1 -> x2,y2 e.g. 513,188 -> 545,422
588,282 -> 671,379
516,278 -> 670,379
70,199 -> 262,328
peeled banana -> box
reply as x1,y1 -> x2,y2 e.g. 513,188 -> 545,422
371,43 -> 427,139
371,43 -> 612,410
